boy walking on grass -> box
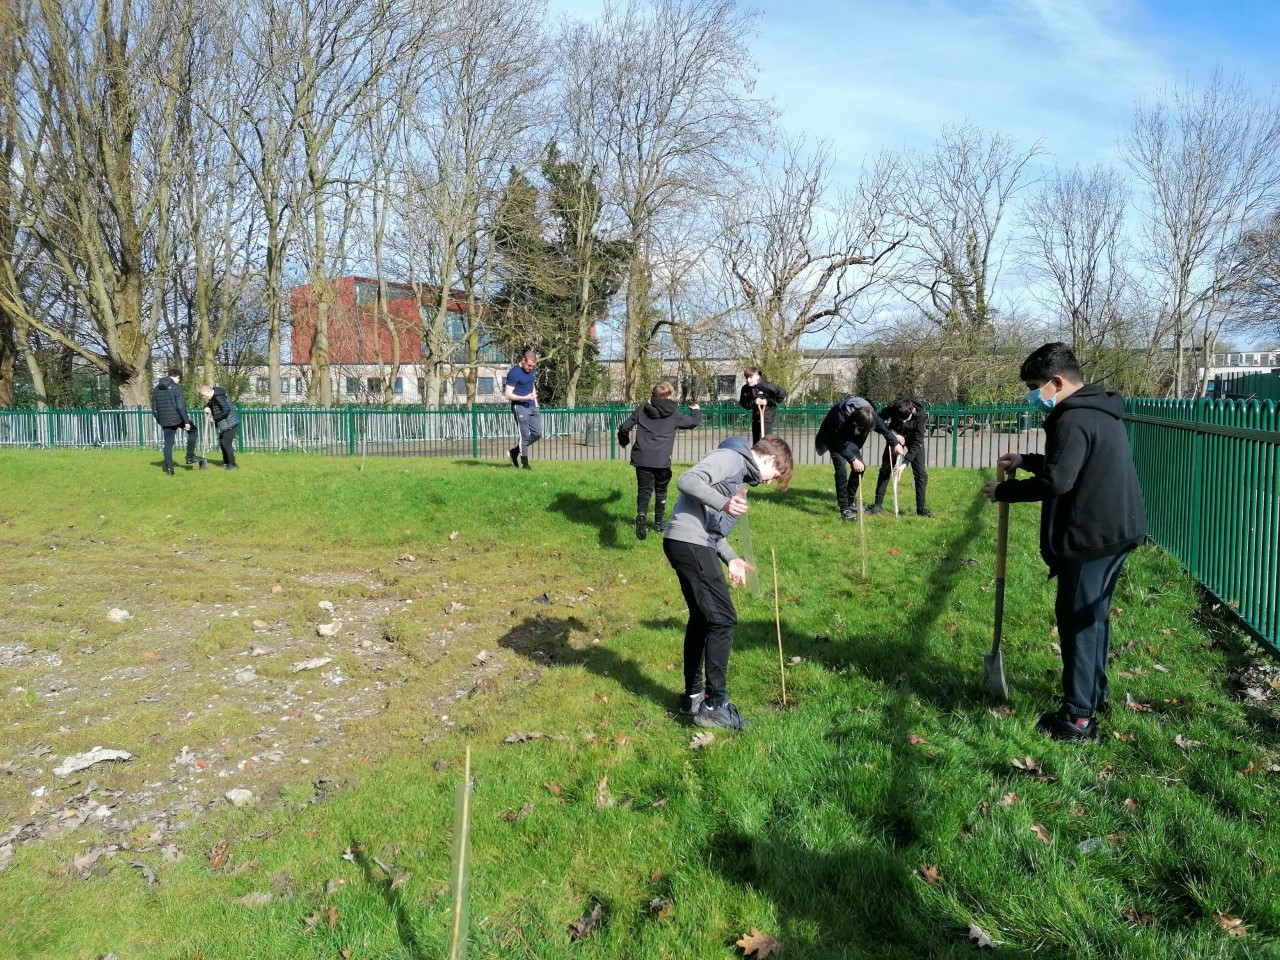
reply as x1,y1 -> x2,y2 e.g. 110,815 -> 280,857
814,396 -> 903,521
983,343 -> 1147,741
663,436 -> 793,731
617,381 -> 702,540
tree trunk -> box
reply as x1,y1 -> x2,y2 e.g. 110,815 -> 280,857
0,309 -> 15,406
265,222 -> 283,408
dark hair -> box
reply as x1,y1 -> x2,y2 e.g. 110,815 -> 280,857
167,367 -> 182,379
752,436 -> 793,491
743,366 -> 761,377
850,406 -> 874,431
886,398 -> 917,421
1020,342 -> 1082,384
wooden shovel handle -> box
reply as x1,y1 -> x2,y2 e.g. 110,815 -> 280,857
994,464 -> 1010,579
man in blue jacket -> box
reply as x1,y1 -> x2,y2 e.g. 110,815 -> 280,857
984,343 -> 1147,741
503,348 -> 541,470
151,368 -> 204,474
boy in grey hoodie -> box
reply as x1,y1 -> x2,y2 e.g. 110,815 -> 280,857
663,435 -> 793,731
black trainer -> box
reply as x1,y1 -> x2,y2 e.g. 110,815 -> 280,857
164,465 -> 175,476
1036,709 -> 1099,741
635,515 -> 648,540
693,699 -> 747,731
651,519 -> 664,533
865,503 -> 883,515
509,446 -> 520,467
520,456 -> 531,470
225,464 -> 240,471
841,508 -> 857,522
917,508 -> 935,518
187,457 -> 207,469
678,691 -> 705,715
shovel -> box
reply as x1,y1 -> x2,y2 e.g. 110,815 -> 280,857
985,464 -> 1011,701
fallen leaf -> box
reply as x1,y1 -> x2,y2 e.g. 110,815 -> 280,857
1125,693 -> 1155,713
1174,734 -> 1204,749
325,905 -> 339,929
397,553 -> 416,562
614,732 -> 629,746
916,864 -> 943,885
1029,824 -> 1051,844
650,868 -> 662,883
889,547 -> 900,555
594,777 -> 612,809
568,902 -> 604,942
1009,756 -> 1042,774
967,923 -> 1002,948
1122,906 -> 1154,926
503,732 -> 544,744
341,842 -> 363,863
448,531 -> 459,540
1123,797 -> 1140,813
1240,762 -> 1259,777
998,792 -> 1018,807
326,877 -> 347,895
130,861 -> 159,885
592,692 -> 609,703
500,803 -> 534,822
906,732 -> 928,745
689,732 -> 715,749
650,797 -> 669,808
208,841 -> 230,871
545,782 -> 563,796
1214,911 -> 1246,936
1097,764 -> 1116,782
978,802 -> 991,816
232,892 -> 274,907
988,705 -> 1015,719
1112,731 -> 1137,742
787,656 -> 803,666
736,927 -> 781,958
1152,663 -> 1170,673
648,897 -> 674,922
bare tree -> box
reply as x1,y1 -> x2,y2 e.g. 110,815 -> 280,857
1022,163 -> 1134,364
716,137 -> 903,391
563,0 -> 774,402
885,122 -> 1044,343
1222,209 -> 1280,343
1122,71 -> 1280,396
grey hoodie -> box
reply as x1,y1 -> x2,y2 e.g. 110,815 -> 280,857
663,437 -> 762,563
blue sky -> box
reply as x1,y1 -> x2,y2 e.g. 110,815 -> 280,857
547,0 -> 1280,174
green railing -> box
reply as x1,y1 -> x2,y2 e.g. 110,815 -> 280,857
0,402 -> 1045,469
1126,397 -> 1279,653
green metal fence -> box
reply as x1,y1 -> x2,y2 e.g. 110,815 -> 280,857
1126,397 -> 1279,653
0,402 -> 1045,469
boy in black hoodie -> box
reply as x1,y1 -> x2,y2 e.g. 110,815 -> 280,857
867,398 -> 933,517
198,384 -> 240,470
738,367 -> 787,444
814,396 -> 904,520
664,435 -> 793,731
983,343 -> 1147,741
617,381 -> 702,540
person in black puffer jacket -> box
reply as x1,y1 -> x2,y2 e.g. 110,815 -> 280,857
984,342 -> 1147,743
198,384 -> 240,470
868,398 -> 933,517
617,381 -> 702,540
151,368 -> 202,474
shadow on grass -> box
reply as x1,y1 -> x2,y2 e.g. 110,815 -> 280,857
496,614 -> 676,711
350,840 -> 427,960
546,489 -> 626,549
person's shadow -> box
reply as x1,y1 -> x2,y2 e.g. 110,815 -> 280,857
546,489 -> 626,548
349,837 -> 427,960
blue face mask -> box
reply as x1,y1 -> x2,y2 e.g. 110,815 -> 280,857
1027,387 -> 1056,412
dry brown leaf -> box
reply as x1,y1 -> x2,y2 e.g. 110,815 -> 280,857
1112,731 -> 1137,742
326,877 -> 347,895
1123,797 -> 1140,813
594,777 -> 612,809
614,732 -> 629,747
232,892 -> 274,907
1009,756 -> 1042,774
500,803 -> 534,822
448,531 -> 459,540
568,902 -> 604,942
1174,734 -> 1203,749
690,732 -> 715,750
1125,693 -> 1155,713
1029,824 -> 1051,844
967,923 -> 1002,948
1122,906 -> 1154,926
988,705 -> 1015,719
998,792 -> 1018,807
1213,911 -> 1247,936
1240,762 -> 1259,777
906,732 -> 928,745
208,841 -> 230,872
978,802 -> 991,816
504,731 -> 544,744
592,693 -> 609,703
650,868 -> 662,883
916,864 -> 943,885
545,782 -> 563,796
736,927 -> 781,958
648,897 -> 674,922
325,904 -> 339,929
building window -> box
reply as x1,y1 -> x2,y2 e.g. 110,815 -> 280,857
477,377 -> 495,395
346,377 -> 360,394
256,377 -> 269,393
394,376 -> 404,395
367,377 -> 381,393
417,377 -> 425,397
296,378 -> 306,395
453,377 -> 467,396
281,378 -> 291,395
716,375 -> 737,397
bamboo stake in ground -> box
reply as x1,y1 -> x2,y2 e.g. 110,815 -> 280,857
772,548 -> 787,707
857,469 -> 868,579
892,452 -> 903,516
448,745 -> 473,960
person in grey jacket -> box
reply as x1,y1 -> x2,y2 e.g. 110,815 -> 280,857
617,381 -> 702,540
151,368 -> 204,474
663,435 -> 793,731
198,385 -> 240,470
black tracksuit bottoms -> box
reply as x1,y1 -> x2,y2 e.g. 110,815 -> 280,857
874,442 -> 928,512
219,426 -> 238,466
663,538 -> 737,703
162,425 -> 198,468
635,465 -> 672,518
1056,549 -> 1132,718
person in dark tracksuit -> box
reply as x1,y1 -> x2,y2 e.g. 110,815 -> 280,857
198,384 -> 240,470
151,368 -> 204,475
664,435 -> 793,732
814,396 -> 903,521
503,348 -> 541,469
738,367 -> 787,444
867,398 -> 933,517
617,381 -> 702,541
983,342 -> 1147,741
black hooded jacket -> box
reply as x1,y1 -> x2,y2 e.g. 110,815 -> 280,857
995,384 -> 1147,570
738,378 -> 787,412
617,398 -> 701,468
814,397 -> 897,460
151,377 -> 192,428
205,386 -> 239,432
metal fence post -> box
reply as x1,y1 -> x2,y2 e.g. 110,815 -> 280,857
471,404 -> 479,459
346,404 -> 356,456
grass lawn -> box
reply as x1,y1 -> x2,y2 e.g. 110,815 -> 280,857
0,450 -> 1278,960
